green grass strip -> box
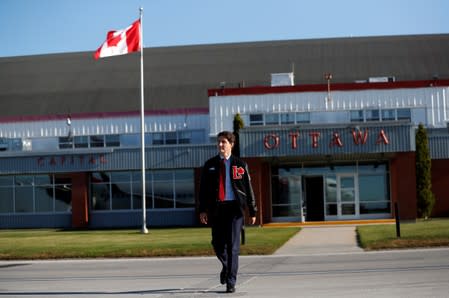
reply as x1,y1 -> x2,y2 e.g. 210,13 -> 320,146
357,218 -> 449,250
0,226 -> 300,260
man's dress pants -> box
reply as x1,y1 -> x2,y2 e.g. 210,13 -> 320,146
211,201 -> 243,287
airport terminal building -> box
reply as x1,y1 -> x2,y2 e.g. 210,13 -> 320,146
1,34 -> 449,228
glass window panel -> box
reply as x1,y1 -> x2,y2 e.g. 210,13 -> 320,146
341,191 -> 355,202
296,112 -> 310,123
11,139 -> 22,151
54,176 -> 71,186
359,175 -> 386,202
0,188 -> 14,212
35,185 -> 54,212
382,109 -> 396,121
175,183 -> 194,207
265,114 -> 279,125
249,114 -> 263,126
131,171 -> 143,209
272,205 -> 300,217
111,182 -> 132,209
397,108 -> 411,120
358,164 -> 387,173
15,175 -> 33,186
153,171 -> 173,208
273,176 -> 290,205
325,176 -> 337,203
350,110 -> 364,122
132,171 -> 142,182
91,183 -> 110,210
131,181 -> 152,209
120,134 -> 139,147
340,177 -> 354,188
131,170 -> 152,209
340,177 -> 355,202
271,167 -> 301,218
178,131 -> 191,144
0,138 -> 8,151
174,170 -> 194,208
132,191 -> 143,209
366,110 -> 380,121
74,136 -> 88,148
175,169 -> 193,180
165,132 -> 177,144
190,130 -> 205,144
326,203 -> 337,216
31,137 -> 58,151
59,137 -> 73,149
90,135 -> 105,147
280,113 -> 295,124
144,133 -> 152,147
54,177 -> 72,212
110,171 -> 131,183
153,171 -> 172,181
105,134 -> 120,147
360,202 -> 390,214
55,196 -> 71,212
91,172 -> 111,183
341,203 -> 355,215
15,187 -> 33,212
34,175 -> 52,185
152,133 -> 164,145
0,176 -> 13,187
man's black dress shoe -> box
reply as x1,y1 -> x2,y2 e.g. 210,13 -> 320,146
220,269 -> 226,285
226,284 -> 235,293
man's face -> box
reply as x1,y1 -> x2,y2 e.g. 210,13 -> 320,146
217,136 -> 233,157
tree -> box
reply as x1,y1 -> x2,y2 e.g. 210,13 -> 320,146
415,123 -> 435,219
232,113 -> 244,157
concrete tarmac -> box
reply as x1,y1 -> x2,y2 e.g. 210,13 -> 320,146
1,224 -> 449,297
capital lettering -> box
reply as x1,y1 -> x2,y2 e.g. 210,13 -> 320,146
309,132 -> 320,148
376,129 -> 390,144
352,129 -> 369,145
330,132 -> 343,147
264,134 -> 280,150
289,132 -> 300,149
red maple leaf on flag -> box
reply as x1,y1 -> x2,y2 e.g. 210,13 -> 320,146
106,31 -> 122,47
94,20 -> 141,59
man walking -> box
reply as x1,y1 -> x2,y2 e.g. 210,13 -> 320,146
199,131 -> 257,293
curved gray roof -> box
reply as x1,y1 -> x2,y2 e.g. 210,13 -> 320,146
1,34 -> 448,118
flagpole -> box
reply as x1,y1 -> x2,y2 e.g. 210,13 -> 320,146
139,7 -> 148,234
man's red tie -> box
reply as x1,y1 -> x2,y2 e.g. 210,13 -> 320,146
218,159 -> 226,201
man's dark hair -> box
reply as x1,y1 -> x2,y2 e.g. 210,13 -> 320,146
217,131 -> 235,144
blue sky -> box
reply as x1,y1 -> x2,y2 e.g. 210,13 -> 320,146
1,0 -> 448,57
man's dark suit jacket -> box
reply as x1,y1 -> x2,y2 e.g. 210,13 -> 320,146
199,154 -> 257,220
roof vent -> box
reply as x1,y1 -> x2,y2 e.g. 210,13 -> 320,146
271,72 -> 294,87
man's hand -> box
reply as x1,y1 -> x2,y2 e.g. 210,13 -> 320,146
250,216 -> 256,225
199,212 -> 208,225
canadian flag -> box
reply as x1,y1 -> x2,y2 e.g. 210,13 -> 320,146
94,19 -> 141,59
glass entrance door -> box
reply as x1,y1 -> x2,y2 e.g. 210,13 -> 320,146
325,174 -> 358,220
337,175 -> 358,219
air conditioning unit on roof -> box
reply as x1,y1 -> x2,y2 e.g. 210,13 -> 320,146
271,72 -> 294,87
368,76 -> 395,83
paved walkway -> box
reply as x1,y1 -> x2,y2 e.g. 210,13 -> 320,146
274,225 -> 363,255
271,220 -> 395,255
